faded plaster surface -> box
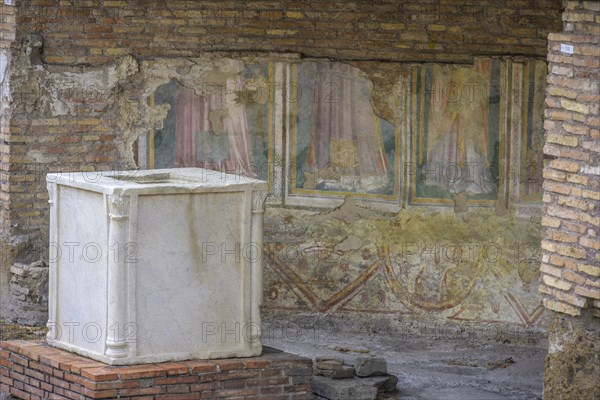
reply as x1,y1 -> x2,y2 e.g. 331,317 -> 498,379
264,198 -> 544,328
349,61 -> 411,125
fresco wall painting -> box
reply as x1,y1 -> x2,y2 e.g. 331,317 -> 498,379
410,59 -> 502,206
285,62 -> 401,209
148,60 -> 275,184
145,57 -> 547,330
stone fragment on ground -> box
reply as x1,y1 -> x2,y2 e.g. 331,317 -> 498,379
314,357 -> 356,379
354,356 -> 388,377
315,357 -> 343,376
312,356 -> 397,399
312,374 -> 398,400
332,365 -> 355,379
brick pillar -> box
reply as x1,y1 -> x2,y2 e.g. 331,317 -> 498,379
0,0 -> 17,318
540,1 -> 599,399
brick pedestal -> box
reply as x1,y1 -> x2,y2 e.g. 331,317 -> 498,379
0,340 -> 312,400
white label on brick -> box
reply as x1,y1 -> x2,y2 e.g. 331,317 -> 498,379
560,44 -> 574,54
582,165 -> 600,176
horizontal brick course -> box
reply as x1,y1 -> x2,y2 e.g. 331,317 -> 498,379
0,341 -> 312,399
8,0 -> 562,66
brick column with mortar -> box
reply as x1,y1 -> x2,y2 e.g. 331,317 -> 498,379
540,1 -> 599,399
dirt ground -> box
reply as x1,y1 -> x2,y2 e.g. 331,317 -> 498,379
263,321 -> 547,400
0,320 -> 546,400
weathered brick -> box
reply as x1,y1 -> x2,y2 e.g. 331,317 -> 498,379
581,140 -> 600,153
543,298 -> 581,316
582,189 -> 600,201
286,11 -> 304,19
542,274 -> 573,291
557,196 -> 589,210
580,236 -> 600,250
546,205 -> 579,219
154,376 -> 199,386
399,32 -> 429,42
587,115 -> 600,128
578,211 -> 600,226
578,263 -> 600,277
544,180 -> 574,195
560,147 -> 591,161
547,229 -> 579,243
549,283 -> 588,307
547,52 -> 574,65
566,173 -> 589,185
427,24 -> 446,31
546,133 -> 579,147
555,242 -> 586,259
574,53 -> 600,67
562,269 -> 588,285
543,168 -> 567,182
563,123 -> 590,136
575,286 -> 600,299
550,64 -> 573,77
580,44 -> 600,56
541,216 -> 562,228
549,159 -> 581,173
541,263 -> 563,277
582,1 -> 600,12
381,23 -> 406,30
561,99 -> 590,114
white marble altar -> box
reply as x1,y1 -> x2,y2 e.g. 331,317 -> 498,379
46,168 -> 268,365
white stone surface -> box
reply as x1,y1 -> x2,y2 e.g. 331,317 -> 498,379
46,168 -> 268,365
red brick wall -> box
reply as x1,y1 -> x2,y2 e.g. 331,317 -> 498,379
0,340 -> 313,400
1,0 -> 16,228
540,0 -> 600,317
0,2 -> 15,47
17,0 -> 562,65
0,2 -> 17,319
